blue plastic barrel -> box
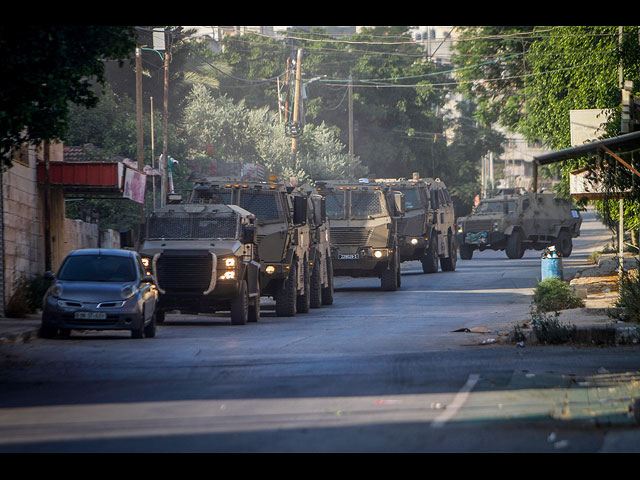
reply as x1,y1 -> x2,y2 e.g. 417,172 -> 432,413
541,250 -> 563,281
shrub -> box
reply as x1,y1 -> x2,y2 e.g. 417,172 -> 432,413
610,262 -> 640,324
531,310 -> 577,345
531,278 -> 584,313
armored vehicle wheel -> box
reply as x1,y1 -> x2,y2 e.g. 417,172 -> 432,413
310,259 -> 323,308
440,234 -> 457,271
297,260 -> 311,313
321,257 -> 334,306
156,309 -> 165,324
231,280 -> 249,325
506,232 -> 525,259
39,325 -> 58,339
275,263 -> 297,317
554,231 -> 573,257
143,310 -> 157,338
381,250 -> 399,291
421,238 -> 439,273
248,280 -> 260,322
459,243 -> 474,260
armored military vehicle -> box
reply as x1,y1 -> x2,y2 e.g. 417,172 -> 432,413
455,191 -> 582,259
188,177 -> 312,317
377,176 -> 457,273
315,179 -> 405,291
292,185 -> 334,307
140,201 -> 260,325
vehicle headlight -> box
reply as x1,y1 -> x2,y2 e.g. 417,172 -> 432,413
121,284 -> 136,299
410,238 -> 418,245
219,257 -> 237,280
457,225 -> 463,233
265,265 -> 276,274
492,221 -> 500,231
373,250 -> 384,258
141,257 -> 151,274
50,283 -> 63,298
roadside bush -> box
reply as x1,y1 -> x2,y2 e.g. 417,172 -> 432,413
5,274 -> 52,317
531,310 -> 577,345
531,278 -> 584,313
610,262 -> 640,324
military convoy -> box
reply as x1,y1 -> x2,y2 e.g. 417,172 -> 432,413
376,177 -> 457,273
455,191 -> 582,259
138,164 -> 581,327
139,201 -> 261,325
314,179 -> 405,291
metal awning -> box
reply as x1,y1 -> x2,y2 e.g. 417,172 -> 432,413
534,130 -> 640,165
531,130 -> 640,191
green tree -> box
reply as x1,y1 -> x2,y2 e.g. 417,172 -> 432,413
0,25 -> 137,166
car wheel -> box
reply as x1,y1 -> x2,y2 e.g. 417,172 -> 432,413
459,243 -> 474,260
421,238 -> 439,273
506,232 -> 525,259
144,310 -> 157,338
381,250 -> 399,291
309,258 -> 322,308
275,262 -> 297,317
321,257 -> 334,306
248,280 -> 260,323
230,280 -> 249,325
39,325 -> 58,339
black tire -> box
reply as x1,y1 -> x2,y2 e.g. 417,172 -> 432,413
381,250 -> 399,291
248,280 -> 260,323
156,309 -> 165,324
459,243 -> 474,260
275,262 -> 297,317
309,258 -> 323,308
554,231 -> 573,257
506,231 -> 525,259
440,235 -> 457,272
230,280 -> 249,325
421,238 -> 439,273
297,260 -> 311,313
321,257 -> 334,306
39,325 -> 57,339
144,310 -> 157,338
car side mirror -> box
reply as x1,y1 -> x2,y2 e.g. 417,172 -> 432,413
44,271 -> 55,280
242,225 -> 257,244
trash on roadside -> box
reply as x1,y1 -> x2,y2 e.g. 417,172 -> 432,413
516,341 -> 525,348
481,338 -> 496,345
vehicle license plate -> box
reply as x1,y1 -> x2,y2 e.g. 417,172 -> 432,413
74,312 -> 107,320
339,254 -> 359,260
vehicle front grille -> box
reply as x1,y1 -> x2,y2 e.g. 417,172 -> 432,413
330,227 -> 372,245
465,220 -> 493,232
156,252 -> 213,293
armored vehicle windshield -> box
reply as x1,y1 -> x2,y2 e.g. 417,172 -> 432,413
476,200 -> 517,215
147,209 -> 240,240
324,188 -> 389,219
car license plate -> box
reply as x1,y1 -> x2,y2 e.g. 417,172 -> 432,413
74,312 -> 107,320
339,254 -> 359,260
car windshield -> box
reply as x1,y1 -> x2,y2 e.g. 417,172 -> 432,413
57,255 -> 137,282
476,201 -> 516,214
397,188 -> 421,210
238,191 -> 280,222
351,191 -> 385,218
324,191 -> 345,219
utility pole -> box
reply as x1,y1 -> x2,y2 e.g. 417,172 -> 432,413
161,39 -> 170,207
348,75 -> 354,156
150,96 -> 155,209
135,47 -> 144,172
290,48 -> 303,165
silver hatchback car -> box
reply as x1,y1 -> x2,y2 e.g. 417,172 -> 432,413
40,249 -> 158,339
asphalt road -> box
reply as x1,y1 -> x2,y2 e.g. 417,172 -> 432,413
1,209 -> 639,453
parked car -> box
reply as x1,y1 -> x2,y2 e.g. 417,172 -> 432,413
40,249 -> 158,339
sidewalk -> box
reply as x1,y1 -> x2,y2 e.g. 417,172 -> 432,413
501,253 -> 640,346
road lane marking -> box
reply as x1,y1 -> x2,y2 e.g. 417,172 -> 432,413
431,373 -> 480,428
